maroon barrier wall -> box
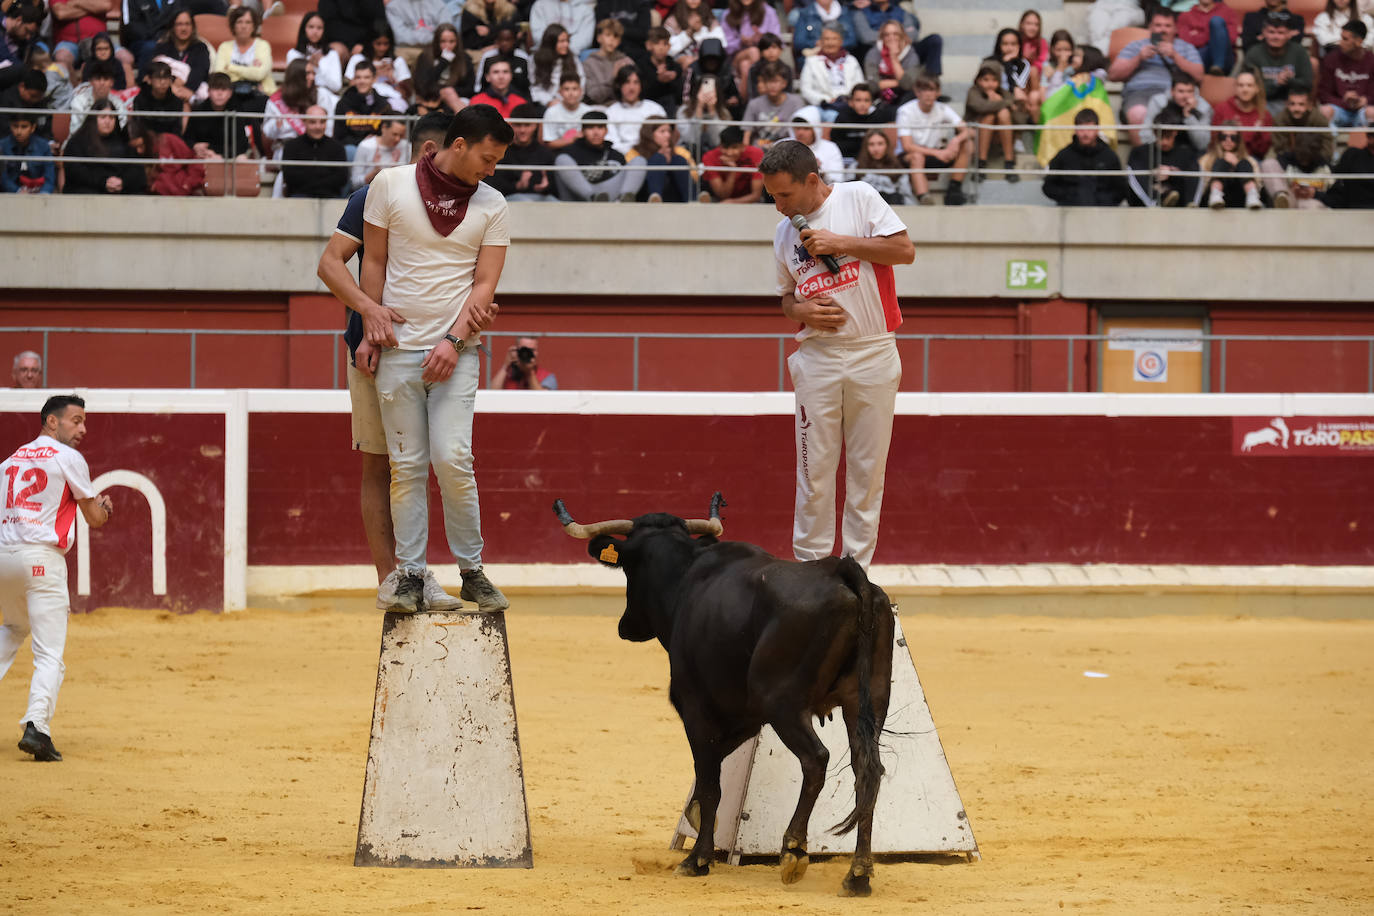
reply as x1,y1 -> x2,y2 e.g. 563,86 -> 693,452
249,413 -> 1373,568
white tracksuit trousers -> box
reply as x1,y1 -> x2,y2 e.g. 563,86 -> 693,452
787,334 -> 902,571
0,545 -> 70,735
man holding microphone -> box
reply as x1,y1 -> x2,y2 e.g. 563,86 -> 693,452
759,140 -> 915,572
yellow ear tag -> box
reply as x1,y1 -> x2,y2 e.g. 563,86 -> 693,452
599,544 -> 619,563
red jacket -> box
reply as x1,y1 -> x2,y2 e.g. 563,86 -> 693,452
151,133 -> 206,197
1178,2 -> 1240,48
469,91 -> 530,119
1212,98 -> 1274,158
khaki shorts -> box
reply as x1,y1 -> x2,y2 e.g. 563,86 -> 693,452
348,362 -> 387,455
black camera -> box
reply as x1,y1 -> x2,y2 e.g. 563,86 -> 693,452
516,346 -> 535,363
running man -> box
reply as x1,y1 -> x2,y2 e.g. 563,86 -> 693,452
760,140 -> 916,571
0,395 -> 115,761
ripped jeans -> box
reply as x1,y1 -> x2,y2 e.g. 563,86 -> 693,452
374,347 -> 484,574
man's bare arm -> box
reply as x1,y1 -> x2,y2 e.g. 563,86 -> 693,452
317,230 -> 403,346
801,229 -> 915,266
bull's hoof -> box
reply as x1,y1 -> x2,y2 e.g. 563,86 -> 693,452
674,855 -> 710,877
840,866 -> 873,897
779,847 -> 809,885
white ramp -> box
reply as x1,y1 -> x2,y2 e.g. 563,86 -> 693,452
672,617 -> 977,861
355,611 -> 533,868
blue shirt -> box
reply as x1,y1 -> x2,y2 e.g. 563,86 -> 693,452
0,135 -> 55,194
336,185 -> 368,361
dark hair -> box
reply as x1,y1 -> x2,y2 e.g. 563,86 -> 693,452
1049,28 -> 1074,50
646,25 -> 670,43
758,32 -> 783,51
914,74 -> 940,92
1150,7 -> 1178,21
147,60 -> 173,80
228,5 -> 261,35
613,65 -> 641,100
430,21 -> 462,60
725,0 -> 767,32
582,109 -> 607,122
164,8 -> 197,45
975,63 -> 1002,83
366,20 -> 395,57
559,71 -> 581,87
21,68 -> 46,92
295,11 -> 325,53
848,81 -> 875,99
668,0 -> 716,31
1153,108 -> 1184,128
718,124 -> 745,147
281,59 -> 313,111
1345,18 -> 1369,40
1073,107 -> 1099,125
1077,44 -> 1108,73
759,138 -> 819,181
87,59 -> 117,81
510,101 -> 543,119
8,109 -> 36,126
445,102 -> 515,146
14,4 -> 44,25
855,128 -> 902,177
41,395 -> 84,426
89,32 -> 116,58
993,27 -> 1023,59
1171,72 -> 1197,88
1287,82 -> 1312,98
634,114 -> 672,157
533,23 -> 576,89
353,58 -> 377,75
412,111 -> 452,146
208,71 -> 233,90
757,59 -> 789,83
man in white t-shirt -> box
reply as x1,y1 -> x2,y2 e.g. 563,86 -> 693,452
0,395 -> 115,762
894,76 -> 971,205
360,104 -> 515,614
541,74 -> 596,150
760,141 -> 915,571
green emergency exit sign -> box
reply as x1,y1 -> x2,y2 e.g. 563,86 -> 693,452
1007,260 -> 1048,290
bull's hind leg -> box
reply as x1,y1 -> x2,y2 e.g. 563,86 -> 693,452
839,702 -> 876,897
770,715 -> 830,885
676,724 -> 727,877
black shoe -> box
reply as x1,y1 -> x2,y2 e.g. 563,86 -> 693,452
1006,165 -> 1020,184
975,159 -> 988,182
944,185 -> 966,206
460,567 -> 510,612
388,573 -> 426,614
19,722 -> 61,762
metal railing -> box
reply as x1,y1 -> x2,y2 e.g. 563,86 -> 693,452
5,326 -> 1372,393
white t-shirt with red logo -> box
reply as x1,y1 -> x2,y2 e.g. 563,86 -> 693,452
773,180 -> 908,342
0,435 -> 96,554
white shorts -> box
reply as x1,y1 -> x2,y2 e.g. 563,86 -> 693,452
348,362 -> 387,455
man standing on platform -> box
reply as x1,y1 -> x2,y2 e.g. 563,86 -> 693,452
760,140 -> 914,572
360,104 -> 515,614
0,395 -> 115,761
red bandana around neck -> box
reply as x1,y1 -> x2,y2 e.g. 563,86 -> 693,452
415,151 -> 480,237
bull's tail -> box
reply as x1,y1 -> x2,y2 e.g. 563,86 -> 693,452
832,556 -> 884,836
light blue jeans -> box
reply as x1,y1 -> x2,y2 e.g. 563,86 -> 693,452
375,347 -> 483,574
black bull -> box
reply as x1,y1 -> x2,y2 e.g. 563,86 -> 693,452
553,495 -> 895,897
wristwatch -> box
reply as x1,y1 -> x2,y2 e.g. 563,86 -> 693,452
444,333 -> 466,353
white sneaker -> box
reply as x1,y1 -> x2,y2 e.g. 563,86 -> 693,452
1245,187 -> 1263,210
423,570 -> 463,611
375,569 -> 400,610
1208,186 -> 1225,210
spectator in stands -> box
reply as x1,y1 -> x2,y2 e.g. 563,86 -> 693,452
459,0 -> 518,58
583,17 -> 635,104
1040,30 -> 1076,95
321,0 -> 386,65
605,67 -> 665,153
10,351 -> 41,387
472,58 -> 529,117
1141,74 -> 1213,151
129,118 -> 205,195
64,99 -> 149,194
1043,109 -> 1126,206
531,0 -> 596,58
799,25 -> 863,116
1,110 -> 54,194
346,22 -> 413,109
721,0 -> 780,91
744,33 -> 791,98
792,0 -> 856,61
553,109 -> 646,199
412,23 -> 471,111
626,114 -> 694,201
388,0 -> 450,65
1261,86 -> 1333,206
407,80 -> 451,116
789,106 -> 845,184
684,37 -> 743,117
1088,0 -> 1144,54
145,11 -> 213,101
351,115 -> 410,188
863,19 -> 920,109
1318,20 -> 1374,127
895,76 -> 968,204
596,0 -> 654,64
989,27 -> 1043,124
679,69 -> 733,152
966,62 -> 1017,179
121,0 -> 181,75
71,61 -> 130,133
1213,66 -> 1275,158
1244,12 -> 1315,114
492,337 -> 559,389
1321,126 -> 1374,206
282,105 -> 348,196
1109,8 -> 1204,141
132,60 -> 188,138
50,0 -> 114,79
529,24 -> 584,107
1202,120 -> 1264,208
214,7 -> 276,96
1,5 -> 41,80
666,0 -> 725,70
1240,0 -> 1292,53
699,124 -> 762,201
855,0 -> 934,73
335,60 -> 392,156
187,72 -> 258,159
83,33 -> 129,90
541,73 -> 593,149
473,23 -> 530,96
288,12 -> 346,95
1127,109 -> 1200,206
855,127 -> 909,204
486,100 -> 556,199
1178,0 -> 1240,76
267,59 -> 338,158
638,26 -> 682,114
829,82 -> 889,160
1018,11 -> 1049,71
0,69 -> 51,139
742,59 -> 803,146
1313,0 -> 1374,56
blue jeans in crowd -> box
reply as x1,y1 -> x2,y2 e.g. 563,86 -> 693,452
644,152 -> 692,201
1194,16 -> 1233,72
914,34 -> 943,76
374,346 -> 484,575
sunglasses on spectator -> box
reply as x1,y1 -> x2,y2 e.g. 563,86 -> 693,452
1220,133 -> 1239,142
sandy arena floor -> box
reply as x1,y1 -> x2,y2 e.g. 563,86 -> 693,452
1,597 -> 1371,915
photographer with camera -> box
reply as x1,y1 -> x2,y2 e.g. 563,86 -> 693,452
1108,8 -> 1204,143
492,336 -> 558,389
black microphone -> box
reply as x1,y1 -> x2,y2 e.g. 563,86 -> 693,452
790,213 -> 841,275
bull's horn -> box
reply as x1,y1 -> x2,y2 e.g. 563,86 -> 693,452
552,499 -> 634,539
684,518 -> 723,536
